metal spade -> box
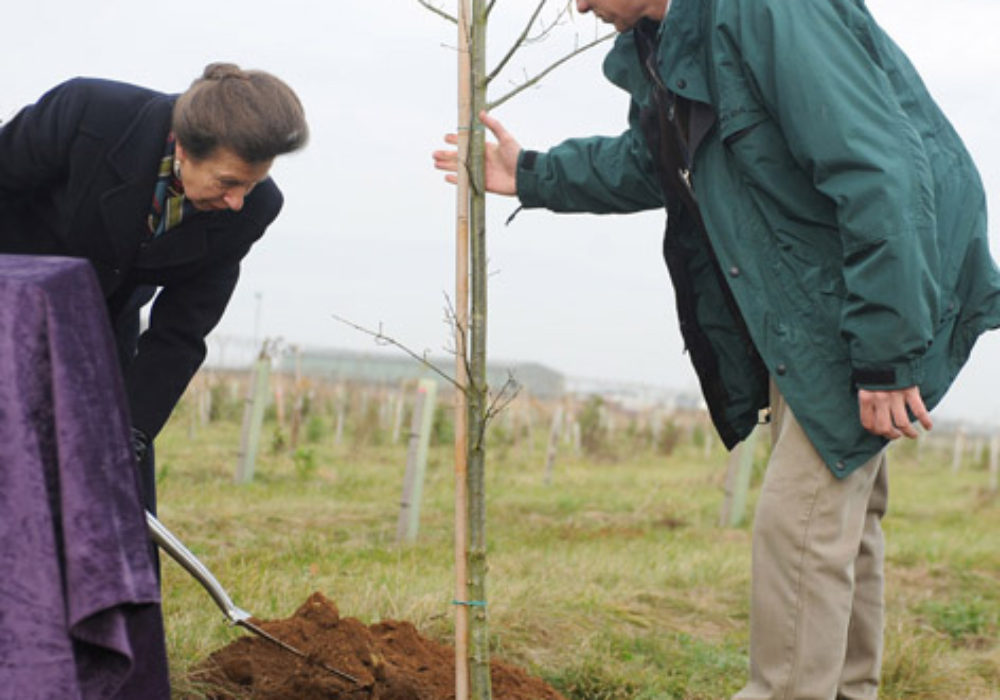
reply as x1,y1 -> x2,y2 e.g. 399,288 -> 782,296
146,511 -> 359,685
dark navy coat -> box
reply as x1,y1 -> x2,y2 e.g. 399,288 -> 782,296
0,78 -> 283,438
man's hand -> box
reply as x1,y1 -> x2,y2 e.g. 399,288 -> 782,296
433,110 -> 521,196
858,386 -> 932,440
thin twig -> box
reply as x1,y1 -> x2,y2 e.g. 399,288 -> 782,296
485,372 -> 521,424
524,1 -> 575,44
442,294 -> 480,397
442,294 -> 518,434
487,31 -> 615,111
417,0 -> 457,24
330,313 -> 463,392
486,0 -> 547,85
467,373 -> 521,451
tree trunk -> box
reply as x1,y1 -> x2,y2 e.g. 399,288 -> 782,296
466,1 -> 491,698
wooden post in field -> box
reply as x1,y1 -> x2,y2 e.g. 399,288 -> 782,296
522,403 -> 535,457
397,380 -> 439,544
236,348 -> 272,484
563,407 -> 575,446
543,405 -> 564,486
334,384 -> 346,445
719,426 -> 759,527
391,385 -> 406,444
187,374 -> 201,440
289,348 -> 304,450
970,437 -> 982,469
989,434 -> 999,492
951,427 -> 966,474
200,374 -> 212,425
601,404 -> 612,444
274,373 -> 286,429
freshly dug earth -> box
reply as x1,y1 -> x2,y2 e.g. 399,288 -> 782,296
190,592 -> 567,700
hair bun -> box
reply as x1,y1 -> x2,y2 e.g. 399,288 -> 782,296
202,62 -> 246,81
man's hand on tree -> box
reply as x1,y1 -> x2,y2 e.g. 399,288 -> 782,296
433,110 -> 520,196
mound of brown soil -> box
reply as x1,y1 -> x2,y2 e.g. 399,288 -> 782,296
191,592 -> 567,700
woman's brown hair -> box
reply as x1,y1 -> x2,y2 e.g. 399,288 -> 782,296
173,62 -> 308,163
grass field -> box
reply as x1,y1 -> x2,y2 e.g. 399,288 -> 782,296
156,383 -> 1000,699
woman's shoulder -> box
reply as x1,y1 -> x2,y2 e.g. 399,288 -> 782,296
50,77 -> 166,116
46,76 -> 159,102
241,178 -> 284,226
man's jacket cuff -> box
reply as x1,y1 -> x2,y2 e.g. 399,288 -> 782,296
852,357 -> 924,391
516,149 -> 545,208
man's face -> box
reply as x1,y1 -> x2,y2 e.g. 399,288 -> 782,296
576,0 -> 666,32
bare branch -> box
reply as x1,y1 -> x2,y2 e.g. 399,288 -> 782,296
440,293 -> 515,432
441,293 -> 476,395
467,372 -> 521,451
330,313 -> 464,393
485,372 -> 521,424
417,0 -> 457,24
526,1 -> 575,43
486,0 -> 547,86
486,0 -> 497,18
487,31 -> 615,111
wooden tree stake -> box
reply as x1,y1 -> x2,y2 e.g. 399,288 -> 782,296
454,2 -> 472,697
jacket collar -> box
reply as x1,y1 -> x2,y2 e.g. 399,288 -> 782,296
654,0 -> 711,104
99,94 -> 179,265
637,3 -> 717,162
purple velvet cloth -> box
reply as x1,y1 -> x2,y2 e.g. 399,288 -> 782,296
0,255 -> 169,699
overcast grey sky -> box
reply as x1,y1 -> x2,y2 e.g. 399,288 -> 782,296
3,1 -> 998,425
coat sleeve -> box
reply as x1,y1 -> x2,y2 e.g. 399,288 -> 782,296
126,186 -> 284,439
733,0 -> 939,390
516,122 -> 664,215
125,259 -> 241,439
0,80 -> 88,197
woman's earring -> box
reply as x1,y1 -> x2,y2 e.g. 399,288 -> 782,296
173,158 -> 182,179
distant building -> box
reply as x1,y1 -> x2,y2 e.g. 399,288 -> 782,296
276,347 -> 566,399
565,375 -> 703,412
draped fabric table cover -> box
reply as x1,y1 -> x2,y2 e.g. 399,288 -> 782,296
0,255 -> 169,699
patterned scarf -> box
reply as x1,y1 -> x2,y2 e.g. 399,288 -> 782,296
147,133 -> 194,237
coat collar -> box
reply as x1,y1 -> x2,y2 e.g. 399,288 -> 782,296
98,93 -> 214,267
633,3 -> 717,162
654,0 -> 711,104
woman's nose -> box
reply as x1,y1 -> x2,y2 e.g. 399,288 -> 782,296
223,190 -> 245,211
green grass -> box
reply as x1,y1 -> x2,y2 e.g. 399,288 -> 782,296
156,388 -> 1000,699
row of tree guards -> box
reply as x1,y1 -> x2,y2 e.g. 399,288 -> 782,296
184,357 -> 998,696
185,363 -> 1000,514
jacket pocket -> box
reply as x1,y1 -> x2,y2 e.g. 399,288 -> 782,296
722,117 -> 766,147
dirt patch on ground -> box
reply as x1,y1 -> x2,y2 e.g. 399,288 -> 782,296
190,592 -> 567,700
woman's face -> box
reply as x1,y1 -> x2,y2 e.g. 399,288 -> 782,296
175,143 -> 273,211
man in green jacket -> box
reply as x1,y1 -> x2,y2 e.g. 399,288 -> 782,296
436,0 -> 1000,697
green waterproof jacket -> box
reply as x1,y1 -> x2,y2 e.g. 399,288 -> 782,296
516,0 -> 1000,477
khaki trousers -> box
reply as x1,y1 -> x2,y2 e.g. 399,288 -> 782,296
733,382 -> 888,700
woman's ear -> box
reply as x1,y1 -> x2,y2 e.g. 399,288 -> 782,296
173,140 -> 186,178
